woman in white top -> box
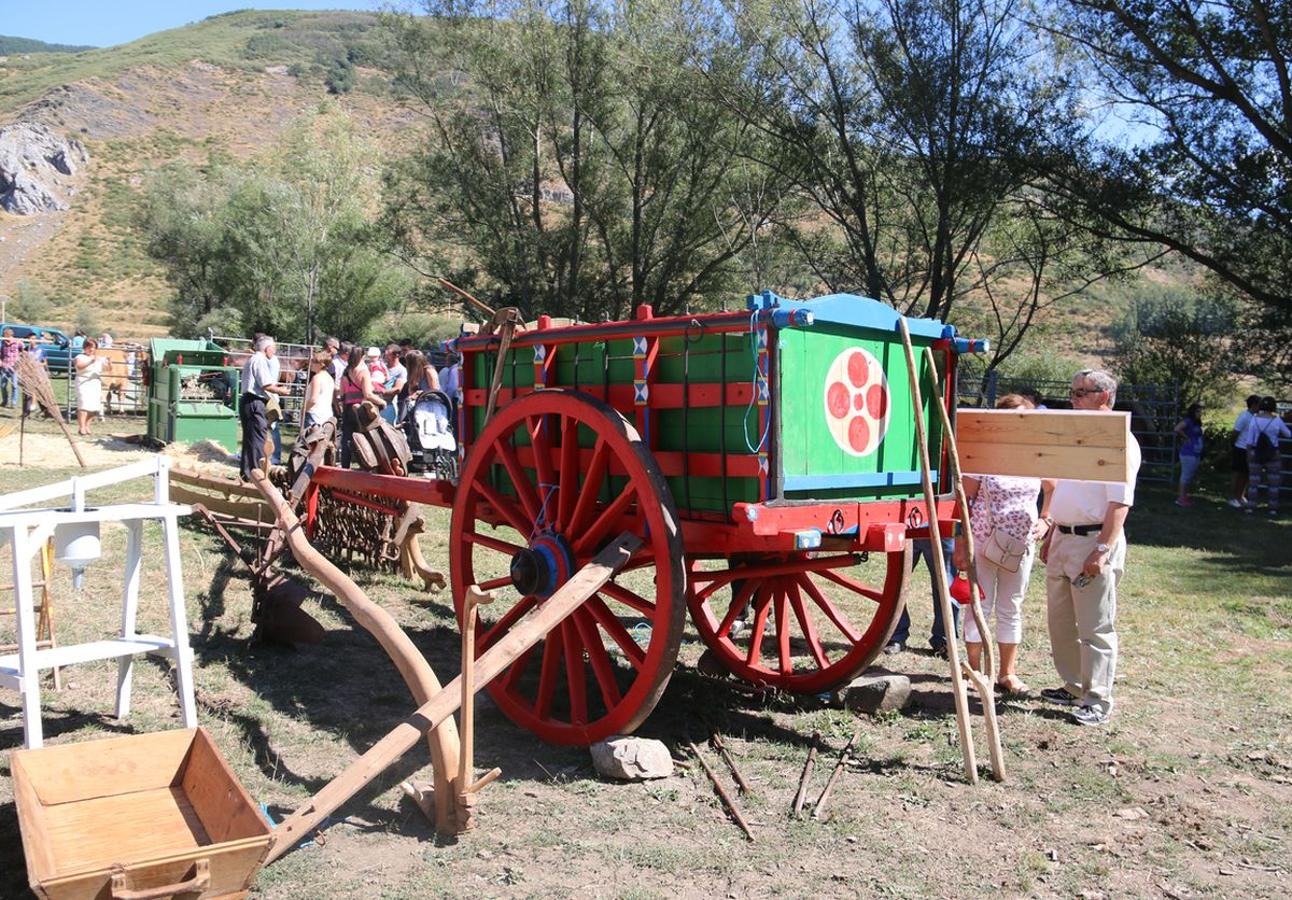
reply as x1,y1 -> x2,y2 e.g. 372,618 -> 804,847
953,394 -> 1054,696
303,350 -> 336,430
74,337 -> 106,435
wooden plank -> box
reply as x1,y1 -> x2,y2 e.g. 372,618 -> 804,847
181,730 -> 273,845
170,484 -> 268,521
955,409 -> 1129,482
41,787 -> 209,873
10,754 -> 56,887
12,729 -> 192,806
169,468 -> 264,499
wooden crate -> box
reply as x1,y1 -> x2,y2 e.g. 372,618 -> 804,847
11,729 -> 271,900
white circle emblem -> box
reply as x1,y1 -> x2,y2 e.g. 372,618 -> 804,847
822,347 -> 890,457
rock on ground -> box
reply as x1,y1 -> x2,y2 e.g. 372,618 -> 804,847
590,736 -> 674,781
832,673 -> 912,714
0,121 -> 89,215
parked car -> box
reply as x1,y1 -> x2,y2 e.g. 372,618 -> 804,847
0,323 -> 73,372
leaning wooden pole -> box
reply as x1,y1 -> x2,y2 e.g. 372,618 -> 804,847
251,470 -> 462,832
896,319 -> 978,785
922,346 -> 1007,783
264,533 -> 641,863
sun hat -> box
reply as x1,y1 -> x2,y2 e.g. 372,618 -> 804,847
366,346 -> 381,358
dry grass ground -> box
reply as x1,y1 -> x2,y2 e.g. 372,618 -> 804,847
0,418 -> 1289,898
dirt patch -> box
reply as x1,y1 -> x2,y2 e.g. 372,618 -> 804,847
0,428 -> 152,468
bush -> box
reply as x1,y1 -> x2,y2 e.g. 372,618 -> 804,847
10,279 -> 52,322
324,57 -> 354,94
1112,292 -> 1239,408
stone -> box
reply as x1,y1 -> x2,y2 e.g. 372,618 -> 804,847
0,121 -> 89,215
832,673 -> 911,713
590,735 -> 674,781
696,648 -> 729,678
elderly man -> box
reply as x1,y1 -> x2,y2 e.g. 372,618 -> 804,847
239,336 -> 290,481
1040,369 -> 1141,726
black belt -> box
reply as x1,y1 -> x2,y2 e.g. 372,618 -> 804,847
1057,523 -> 1101,536
242,393 -> 267,403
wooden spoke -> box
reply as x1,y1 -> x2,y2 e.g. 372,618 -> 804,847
788,580 -> 829,669
585,595 -> 646,670
479,594 -> 538,649
562,620 -> 589,725
572,485 -> 638,557
715,579 -> 758,640
775,582 -> 792,676
573,608 -> 623,709
818,567 -> 885,603
745,583 -> 774,666
566,437 -> 610,536
470,477 -> 533,538
599,580 -> 656,616
556,414 -> 580,531
475,575 -> 514,593
799,574 -> 862,644
462,530 -> 527,557
495,440 -> 542,525
534,633 -> 564,720
528,414 -> 557,523
503,643 -> 536,693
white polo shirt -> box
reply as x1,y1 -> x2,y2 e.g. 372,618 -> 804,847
1049,433 -> 1142,526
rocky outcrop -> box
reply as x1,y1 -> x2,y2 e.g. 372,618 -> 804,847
0,122 -> 88,214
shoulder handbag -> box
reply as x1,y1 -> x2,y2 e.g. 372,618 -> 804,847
979,478 -> 1029,573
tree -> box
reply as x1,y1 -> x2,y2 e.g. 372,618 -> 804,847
10,279 -> 52,322
386,0 -> 786,320
713,0 -> 1087,324
1045,1 -> 1292,349
139,108 -> 410,342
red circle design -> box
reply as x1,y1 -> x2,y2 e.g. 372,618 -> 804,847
827,381 -> 851,418
853,392 -> 866,411
847,352 -> 869,387
848,416 -> 870,453
867,384 -> 888,419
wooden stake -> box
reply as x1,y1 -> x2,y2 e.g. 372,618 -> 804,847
921,346 -> 1006,783
791,731 -> 820,818
709,732 -> 751,795
688,741 -> 755,842
458,585 -> 496,829
897,318 -> 978,785
812,721 -> 862,820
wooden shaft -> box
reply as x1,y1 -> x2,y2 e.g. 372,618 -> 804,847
710,732 -> 751,795
961,665 -> 1007,781
921,346 -> 996,682
791,731 -> 820,818
812,722 -> 862,819
483,321 -> 515,424
688,742 -> 755,842
897,319 -> 978,785
438,277 -> 496,318
265,533 -> 639,863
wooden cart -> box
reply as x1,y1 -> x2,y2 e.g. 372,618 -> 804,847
301,291 -> 987,746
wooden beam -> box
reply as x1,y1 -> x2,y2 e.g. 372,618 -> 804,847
955,409 -> 1130,482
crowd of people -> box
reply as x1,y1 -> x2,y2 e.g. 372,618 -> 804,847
238,334 -> 461,481
1171,393 -> 1290,515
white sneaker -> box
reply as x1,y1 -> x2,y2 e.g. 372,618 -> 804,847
1227,498 -> 1243,508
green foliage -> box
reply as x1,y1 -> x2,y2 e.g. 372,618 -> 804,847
0,35 -> 94,54
10,279 -> 52,322
324,56 -> 355,94
1111,292 -> 1240,409
73,305 -> 101,336
138,108 -> 411,343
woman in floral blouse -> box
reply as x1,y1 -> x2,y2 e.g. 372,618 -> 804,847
954,394 -> 1054,696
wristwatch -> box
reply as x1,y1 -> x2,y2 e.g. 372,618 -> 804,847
1095,542 -> 1111,554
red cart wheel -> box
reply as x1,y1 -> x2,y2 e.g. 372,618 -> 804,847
687,547 -> 909,694
450,390 -> 686,745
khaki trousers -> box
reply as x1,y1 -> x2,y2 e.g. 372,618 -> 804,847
1045,530 -> 1124,715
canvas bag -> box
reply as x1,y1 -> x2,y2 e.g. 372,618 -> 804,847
979,478 -> 1030,574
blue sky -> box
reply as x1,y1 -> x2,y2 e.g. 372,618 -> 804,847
5,1 -> 386,49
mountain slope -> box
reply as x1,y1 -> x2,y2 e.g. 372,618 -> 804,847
0,10 -> 416,337
0,36 -> 96,55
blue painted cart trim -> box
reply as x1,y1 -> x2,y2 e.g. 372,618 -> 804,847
782,470 -> 937,491
747,290 -> 952,341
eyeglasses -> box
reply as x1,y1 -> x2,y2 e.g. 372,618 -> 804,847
1069,387 -> 1104,398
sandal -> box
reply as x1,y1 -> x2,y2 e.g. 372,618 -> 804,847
995,676 -> 1032,698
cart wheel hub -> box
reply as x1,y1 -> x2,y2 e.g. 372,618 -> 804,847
510,533 -> 574,599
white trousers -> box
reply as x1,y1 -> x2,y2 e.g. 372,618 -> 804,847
965,545 -> 1033,645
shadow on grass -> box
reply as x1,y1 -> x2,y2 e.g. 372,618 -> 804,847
1126,485 -> 1292,576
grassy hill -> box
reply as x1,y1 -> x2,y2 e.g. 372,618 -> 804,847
0,10 -> 417,338
0,36 -> 96,55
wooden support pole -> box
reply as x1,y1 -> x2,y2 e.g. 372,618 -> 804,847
457,585 -> 496,830
688,742 -> 755,842
264,532 -> 640,864
710,732 -> 751,795
897,319 -> 978,785
791,731 -> 820,818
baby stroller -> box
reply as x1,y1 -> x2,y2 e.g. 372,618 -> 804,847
403,390 -> 458,480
